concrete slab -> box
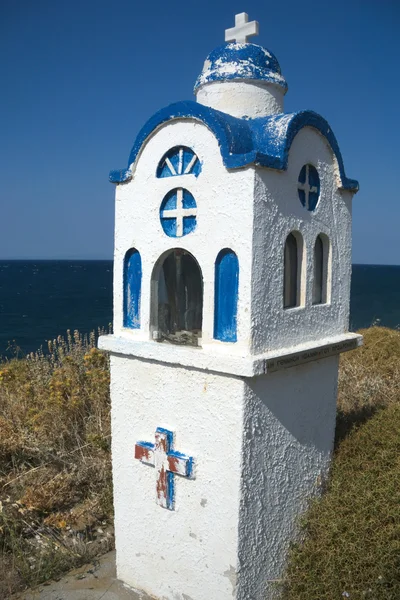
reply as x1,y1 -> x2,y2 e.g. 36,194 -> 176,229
14,551 -> 154,600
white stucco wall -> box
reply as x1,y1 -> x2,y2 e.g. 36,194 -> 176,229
113,119 -> 255,353
110,355 -> 245,600
239,356 -> 339,599
113,118 -> 353,359
251,126 -> 353,354
105,102 -> 357,600
109,352 -> 338,600
196,80 -> 284,118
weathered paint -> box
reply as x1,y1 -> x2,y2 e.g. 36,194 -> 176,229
196,19 -> 284,119
135,439 -> 154,459
109,102 -> 358,191
123,249 -> 142,329
134,427 -> 194,510
214,249 -> 239,342
194,42 -> 287,91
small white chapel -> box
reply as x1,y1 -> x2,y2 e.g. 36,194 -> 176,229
99,12 -> 361,600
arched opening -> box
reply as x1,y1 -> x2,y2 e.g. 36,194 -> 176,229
214,249 -> 239,342
152,249 -> 203,346
283,232 -> 303,309
123,249 -> 142,328
313,234 -> 330,305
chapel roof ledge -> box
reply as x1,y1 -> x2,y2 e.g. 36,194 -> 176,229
109,101 -> 359,192
98,332 -> 363,378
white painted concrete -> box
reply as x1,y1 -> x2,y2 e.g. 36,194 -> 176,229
251,126 -> 354,354
109,354 -> 339,600
112,120 -> 353,357
102,24 -> 359,600
113,120 -> 254,351
99,331 -> 361,377
196,80 -> 284,118
225,13 -> 259,44
110,355 -> 245,600
104,116 -> 358,598
238,356 -> 339,599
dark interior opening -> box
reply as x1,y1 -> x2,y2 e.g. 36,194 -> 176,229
156,249 -> 203,346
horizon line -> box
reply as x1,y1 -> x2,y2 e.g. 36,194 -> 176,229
0,259 -> 400,268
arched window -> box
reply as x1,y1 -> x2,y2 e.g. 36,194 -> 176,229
152,249 -> 203,346
157,146 -> 201,178
313,234 -> 329,305
123,249 -> 142,328
283,232 -> 302,309
214,249 -> 239,342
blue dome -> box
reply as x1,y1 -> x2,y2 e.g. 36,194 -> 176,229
194,43 -> 288,92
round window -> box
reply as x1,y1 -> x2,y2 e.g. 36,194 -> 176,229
160,188 -> 197,238
298,164 -> 320,211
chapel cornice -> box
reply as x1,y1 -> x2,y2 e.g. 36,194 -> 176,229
109,101 -> 358,192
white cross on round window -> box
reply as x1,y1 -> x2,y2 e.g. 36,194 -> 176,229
298,164 -> 320,211
160,188 -> 197,238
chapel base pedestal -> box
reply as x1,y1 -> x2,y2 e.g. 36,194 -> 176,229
109,352 -> 339,600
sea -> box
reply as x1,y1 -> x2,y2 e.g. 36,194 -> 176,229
0,261 -> 399,358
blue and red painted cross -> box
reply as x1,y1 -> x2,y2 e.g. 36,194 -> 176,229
134,427 -> 194,510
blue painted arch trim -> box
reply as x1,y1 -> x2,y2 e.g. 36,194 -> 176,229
109,101 -> 253,184
110,101 -> 358,191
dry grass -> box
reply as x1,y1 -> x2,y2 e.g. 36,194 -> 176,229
336,326 -> 400,444
282,326 -> 400,600
1,326 -> 399,598
0,330 -> 113,597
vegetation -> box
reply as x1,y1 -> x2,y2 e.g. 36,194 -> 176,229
0,330 -> 113,597
283,326 -> 400,600
0,326 -> 399,598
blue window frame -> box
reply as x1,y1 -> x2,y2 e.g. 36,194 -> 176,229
298,164 -> 320,211
123,249 -> 142,328
214,249 -> 239,343
157,146 -> 201,178
160,188 -> 197,238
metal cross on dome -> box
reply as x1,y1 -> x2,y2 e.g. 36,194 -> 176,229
225,13 -> 259,44
135,427 -> 194,510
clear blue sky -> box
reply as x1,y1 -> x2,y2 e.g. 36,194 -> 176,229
1,0 -> 398,263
